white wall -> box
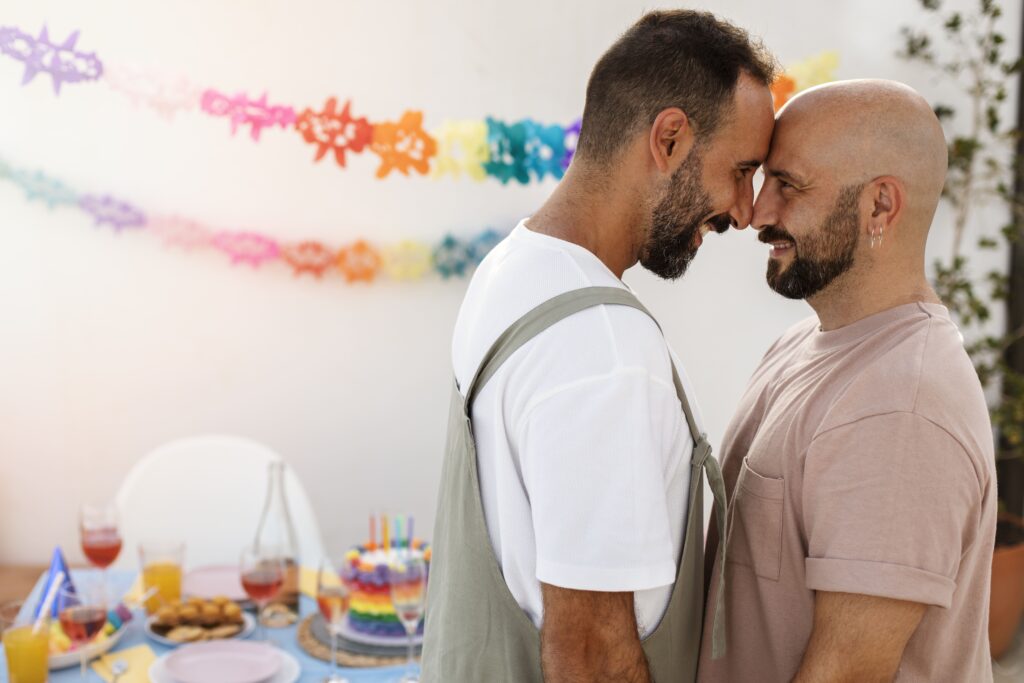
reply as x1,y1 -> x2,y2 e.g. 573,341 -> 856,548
1,0 -> 1019,566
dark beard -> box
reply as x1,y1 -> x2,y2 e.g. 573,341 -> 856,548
639,147 -> 716,281
764,183 -> 863,300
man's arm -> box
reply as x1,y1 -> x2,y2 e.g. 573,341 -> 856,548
792,591 -> 926,683
540,582 -> 650,683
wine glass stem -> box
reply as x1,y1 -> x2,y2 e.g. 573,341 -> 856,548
80,648 -> 86,680
257,601 -> 265,642
407,628 -> 415,676
331,630 -> 338,675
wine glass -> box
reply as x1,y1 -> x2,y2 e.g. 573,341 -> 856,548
389,551 -> 427,683
79,502 -> 122,600
240,544 -> 285,643
57,579 -> 107,680
317,557 -> 352,683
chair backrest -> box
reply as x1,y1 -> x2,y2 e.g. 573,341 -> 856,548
113,434 -> 326,570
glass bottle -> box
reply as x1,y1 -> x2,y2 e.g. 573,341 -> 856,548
253,461 -> 300,624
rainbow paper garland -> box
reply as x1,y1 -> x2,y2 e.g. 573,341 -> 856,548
0,21 -> 839,286
0,157 -> 507,283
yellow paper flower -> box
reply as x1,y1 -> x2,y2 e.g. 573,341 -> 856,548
786,51 -> 839,95
431,120 -> 489,181
382,240 -> 434,281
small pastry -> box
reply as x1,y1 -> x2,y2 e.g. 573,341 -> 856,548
155,606 -> 178,627
206,624 -> 242,639
178,605 -> 200,624
166,625 -> 204,643
200,603 -> 220,626
221,602 -> 243,624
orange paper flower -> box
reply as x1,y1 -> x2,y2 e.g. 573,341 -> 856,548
370,111 -> 437,179
295,98 -> 373,168
771,75 -> 796,110
337,240 -> 382,283
282,240 -> 337,277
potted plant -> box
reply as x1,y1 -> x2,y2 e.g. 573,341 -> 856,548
900,0 -> 1024,659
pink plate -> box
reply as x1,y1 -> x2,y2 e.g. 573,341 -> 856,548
164,641 -> 280,683
183,565 -> 248,601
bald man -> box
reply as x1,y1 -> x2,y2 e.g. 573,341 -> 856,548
697,79 -> 997,682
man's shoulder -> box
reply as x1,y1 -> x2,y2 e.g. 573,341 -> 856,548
454,231 -> 669,389
816,310 -> 993,474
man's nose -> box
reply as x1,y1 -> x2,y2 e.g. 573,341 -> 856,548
729,177 -> 755,230
751,188 -> 776,232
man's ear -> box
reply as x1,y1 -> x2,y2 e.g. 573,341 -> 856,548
868,176 -> 905,232
649,108 -> 695,174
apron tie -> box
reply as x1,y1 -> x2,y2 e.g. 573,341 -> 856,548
693,434 -> 728,660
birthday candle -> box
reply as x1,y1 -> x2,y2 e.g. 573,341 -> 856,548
407,517 -> 414,549
382,514 -> 390,553
396,515 -> 403,551
369,514 -> 377,551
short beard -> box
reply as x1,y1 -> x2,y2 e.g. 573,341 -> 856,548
765,183 -> 863,300
639,146 -> 714,281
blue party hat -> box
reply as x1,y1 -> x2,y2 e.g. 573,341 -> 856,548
33,546 -> 77,619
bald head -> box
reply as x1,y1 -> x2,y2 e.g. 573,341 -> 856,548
774,79 -> 948,234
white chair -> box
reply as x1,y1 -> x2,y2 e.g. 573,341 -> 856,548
113,434 -> 326,571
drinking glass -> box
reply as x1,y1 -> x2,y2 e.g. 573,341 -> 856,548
389,552 -> 427,683
2,600 -> 49,683
240,544 -> 285,643
79,502 -> 122,599
139,541 -> 184,613
57,580 -> 107,681
316,557 -> 352,683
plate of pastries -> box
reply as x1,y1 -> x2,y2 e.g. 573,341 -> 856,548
145,596 -> 256,646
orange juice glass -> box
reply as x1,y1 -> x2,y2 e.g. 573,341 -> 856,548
139,541 -> 184,612
2,602 -> 49,683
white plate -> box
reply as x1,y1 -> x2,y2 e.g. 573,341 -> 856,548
164,641 -> 279,683
149,646 -> 300,683
338,617 -> 424,648
49,623 -> 128,670
144,611 -> 256,647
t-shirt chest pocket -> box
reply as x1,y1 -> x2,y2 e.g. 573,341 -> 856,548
727,456 -> 786,581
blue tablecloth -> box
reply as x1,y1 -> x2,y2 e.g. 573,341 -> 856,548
1,570 -> 417,682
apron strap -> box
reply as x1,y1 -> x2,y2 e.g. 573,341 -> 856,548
693,437 -> 729,659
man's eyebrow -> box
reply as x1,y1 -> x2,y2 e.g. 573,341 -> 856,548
736,159 -> 763,170
766,168 -> 807,186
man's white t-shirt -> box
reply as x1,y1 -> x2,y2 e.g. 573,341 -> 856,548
451,220 -> 699,637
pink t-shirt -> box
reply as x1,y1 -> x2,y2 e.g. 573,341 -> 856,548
697,302 -> 997,682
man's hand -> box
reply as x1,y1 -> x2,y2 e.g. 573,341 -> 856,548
792,591 -> 926,683
540,582 -> 651,683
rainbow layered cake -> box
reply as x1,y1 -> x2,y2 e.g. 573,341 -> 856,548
342,539 -> 431,639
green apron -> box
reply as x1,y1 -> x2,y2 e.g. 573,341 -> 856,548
422,286 -> 727,682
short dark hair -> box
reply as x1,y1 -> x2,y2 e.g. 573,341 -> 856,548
575,10 -> 778,164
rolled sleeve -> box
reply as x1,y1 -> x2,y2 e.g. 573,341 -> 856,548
802,413 -> 980,607
805,558 -> 956,607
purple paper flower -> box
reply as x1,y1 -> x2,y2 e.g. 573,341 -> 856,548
561,118 -> 582,171
0,25 -> 102,95
78,194 -> 145,232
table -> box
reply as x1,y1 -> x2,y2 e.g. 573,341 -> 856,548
1,570 -> 418,682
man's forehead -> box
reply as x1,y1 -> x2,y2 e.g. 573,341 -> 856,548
766,115 -> 823,171
731,82 -> 774,148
